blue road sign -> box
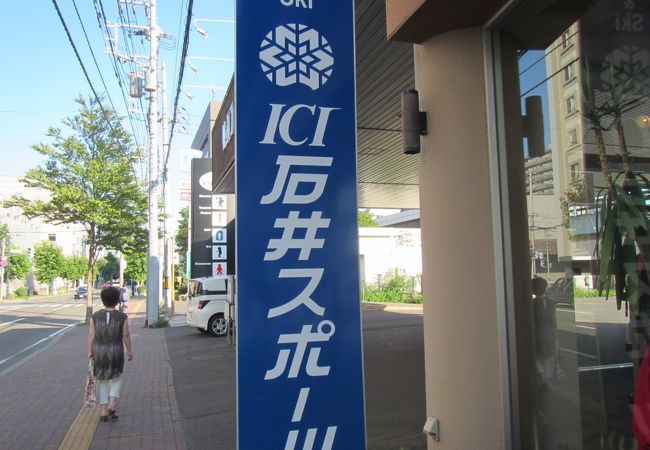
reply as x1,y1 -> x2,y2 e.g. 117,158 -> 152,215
235,1 -> 366,449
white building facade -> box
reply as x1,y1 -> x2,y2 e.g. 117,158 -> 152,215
0,176 -> 86,256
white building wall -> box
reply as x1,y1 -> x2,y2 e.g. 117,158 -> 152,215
358,227 -> 422,288
0,176 -> 86,256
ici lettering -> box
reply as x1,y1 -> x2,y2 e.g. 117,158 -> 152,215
260,104 -> 340,147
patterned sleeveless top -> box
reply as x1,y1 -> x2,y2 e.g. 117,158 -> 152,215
91,309 -> 127,380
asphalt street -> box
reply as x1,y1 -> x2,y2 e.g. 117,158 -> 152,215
0,293 -> 100,375
165,308 -> 427,450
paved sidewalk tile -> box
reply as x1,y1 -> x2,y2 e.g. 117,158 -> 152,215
90,311 -> 187,450
0,299 -> 186,450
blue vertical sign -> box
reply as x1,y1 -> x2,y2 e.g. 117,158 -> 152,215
235,1 -> 366,449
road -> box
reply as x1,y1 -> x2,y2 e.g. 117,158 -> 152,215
544,297 -> 637,449
0,293 -> 100,376
165,307 -> 427,450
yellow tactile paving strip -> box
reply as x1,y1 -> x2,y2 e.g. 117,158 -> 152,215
58,406 -> 100,450
58,298 -> 146,450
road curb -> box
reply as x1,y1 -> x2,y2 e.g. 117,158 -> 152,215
361,301 -> 423,312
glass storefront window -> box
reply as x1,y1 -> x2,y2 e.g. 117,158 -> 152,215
495,1 -> 650,448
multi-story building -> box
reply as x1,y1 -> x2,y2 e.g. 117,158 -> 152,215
201,1 -> 649,448
0,176 -> 86,256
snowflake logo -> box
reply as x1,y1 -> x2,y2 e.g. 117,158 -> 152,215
597,46 -> 650,96
259,23 -> 334,91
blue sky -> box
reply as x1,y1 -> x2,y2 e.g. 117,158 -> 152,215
0,0 -> 235,221
519,50 -> 552,154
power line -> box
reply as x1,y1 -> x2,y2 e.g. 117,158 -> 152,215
520,56 -> 580,98
93,0 -> 146,148
519,30 -> 579,76
171,0 -> 188,100
165,0 -> 194,173
50,0 -> 116,135
71,0 -> 119,116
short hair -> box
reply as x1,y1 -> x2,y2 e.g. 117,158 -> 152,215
531,277 -> 548,297
101,286 -> 121,307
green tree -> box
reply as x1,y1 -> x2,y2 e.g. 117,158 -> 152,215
4,96 -> 147,322
175,206 -> 189,279
559,178 -> 587,240
359,209 -> 379,227
99,252 -> 121,283
62,255 -> 87,285
93,256 -> 106,285
124,250 -> 147,285
33,241 -> 64,284
8,253 -> 30,280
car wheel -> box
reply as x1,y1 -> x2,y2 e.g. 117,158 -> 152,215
208,314 -> 227,337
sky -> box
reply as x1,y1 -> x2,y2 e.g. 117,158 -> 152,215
0,0 -> 235,226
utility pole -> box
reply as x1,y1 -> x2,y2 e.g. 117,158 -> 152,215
161,61 -> 173,313
0,237 -> 5,302
106,0 -> 174,324
145,0 -> 161,326
5,235 -> 11,298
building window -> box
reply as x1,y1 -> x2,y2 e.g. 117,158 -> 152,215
48,233 -> 56,242
564,62 -> 575,82
561,29 -> 572,49
570,162 -> 580,179
568,128 -> 578,145
565,95 -> 576,115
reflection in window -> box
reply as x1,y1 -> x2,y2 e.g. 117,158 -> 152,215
511,1 -> 650,448
568,128 -> 578,145
563,62 -> 575,82
561,29 -> 572,49
566,95 -> 577,115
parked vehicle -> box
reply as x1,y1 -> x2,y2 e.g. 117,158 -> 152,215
186,276 -> 229,337
74,285 -> 87,300
546,277 -> 573,307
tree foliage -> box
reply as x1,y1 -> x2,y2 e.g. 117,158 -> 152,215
3,96 -> 147,321
8,253 -> 30,280
559,178 -> 587,240
62,255 -> 87,284
124,250 -> 147,284
175,206 -> 189,278
33,241 -> 64,284
358,209 -> 379,227
97,252 -> 121,283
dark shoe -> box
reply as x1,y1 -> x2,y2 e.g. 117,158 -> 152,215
108,409 -> 119,420
99,415 -> 109,422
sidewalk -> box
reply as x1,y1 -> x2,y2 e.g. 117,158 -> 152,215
88,299 -> 185,450
1,298 -> 425,449
0,297 -> 186,450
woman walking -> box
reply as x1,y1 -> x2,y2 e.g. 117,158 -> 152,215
87,286 -> 133,422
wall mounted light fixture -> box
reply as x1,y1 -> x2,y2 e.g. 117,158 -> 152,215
401,89 -> 428,155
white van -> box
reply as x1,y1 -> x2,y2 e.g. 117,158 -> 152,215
186,276 -> 229,336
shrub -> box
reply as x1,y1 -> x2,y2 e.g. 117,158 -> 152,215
363,268 -> 422,304
574,287 -> 615,298
13,287 -> 29,298
151,304 -> 169,328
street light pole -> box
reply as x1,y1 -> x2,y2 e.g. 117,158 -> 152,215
145,0 -> 160,326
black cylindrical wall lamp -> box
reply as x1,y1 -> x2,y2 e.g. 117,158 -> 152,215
401,89 -> 428,155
